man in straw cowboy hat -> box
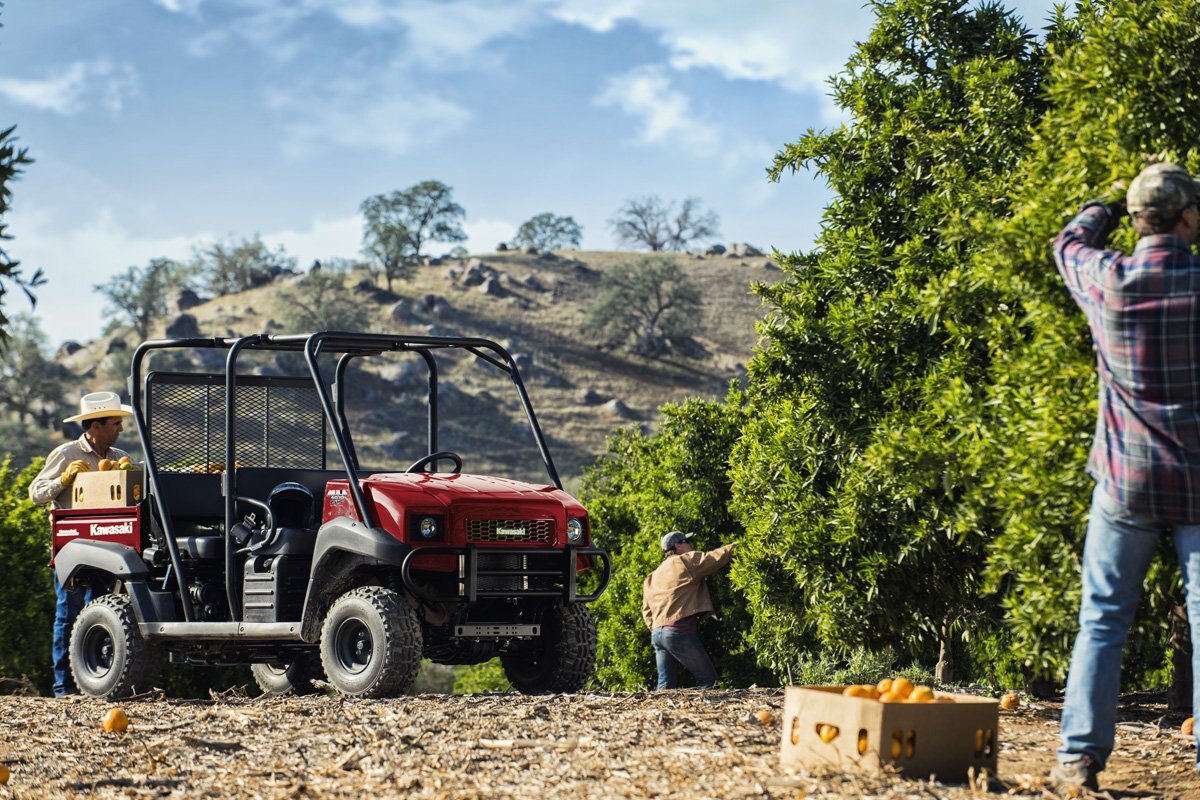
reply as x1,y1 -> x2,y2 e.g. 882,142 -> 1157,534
29,391 -> 134,697
1052,162 -> 1200,790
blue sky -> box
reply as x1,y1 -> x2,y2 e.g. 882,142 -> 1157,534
1,0 -> 1055,344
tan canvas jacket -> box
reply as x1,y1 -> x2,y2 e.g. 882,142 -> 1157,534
28,435 -> 130,509
641,543 -> 735,630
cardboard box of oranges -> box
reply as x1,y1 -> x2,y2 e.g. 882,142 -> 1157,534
779,683 -> 999,781
67,462 -> 143,509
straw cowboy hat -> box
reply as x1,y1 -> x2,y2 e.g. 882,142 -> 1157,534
63,391 -> 134,424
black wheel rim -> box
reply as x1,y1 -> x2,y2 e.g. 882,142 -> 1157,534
332,618 -> 373,675
81,625 -> 115,679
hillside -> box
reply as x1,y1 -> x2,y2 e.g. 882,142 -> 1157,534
65,249 -> 777,486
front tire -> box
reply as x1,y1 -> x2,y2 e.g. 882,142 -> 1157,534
252,651 -> 325,696
319,587 -> 422,697
70,594 -> 164,699
501,602 -> 596,693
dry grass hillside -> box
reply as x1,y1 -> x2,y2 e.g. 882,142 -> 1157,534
66,250 -> 778,486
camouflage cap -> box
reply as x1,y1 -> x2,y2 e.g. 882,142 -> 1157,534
660,531 -> 694,552
1127,162 -> 1200,219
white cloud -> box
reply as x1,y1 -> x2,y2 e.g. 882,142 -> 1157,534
267,82 -> 472,159
0,60 -> 138,115
261,215 -> 365,268
152,0 -> 205,14
462,218 -> 517,257
596,65 -> 718,155
551,0 -> 873,96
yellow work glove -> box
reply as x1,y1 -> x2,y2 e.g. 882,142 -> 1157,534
60,460 -> 90,486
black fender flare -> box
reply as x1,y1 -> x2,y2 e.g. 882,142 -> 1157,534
55,539 -> 149,585
299,516 -> 410,641
53,539 -> 174,624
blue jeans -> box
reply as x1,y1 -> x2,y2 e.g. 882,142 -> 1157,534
53,574 -> 90,697
1059,486 -> 1200,771
651,626 -> 718,689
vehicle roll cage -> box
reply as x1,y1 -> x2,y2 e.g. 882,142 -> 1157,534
128,331 -> 564,622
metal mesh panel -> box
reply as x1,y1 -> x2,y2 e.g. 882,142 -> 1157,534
466,518 -> 554,544
146,373 -> 326,472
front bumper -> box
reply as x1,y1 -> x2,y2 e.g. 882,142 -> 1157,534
399,544 -> 611,603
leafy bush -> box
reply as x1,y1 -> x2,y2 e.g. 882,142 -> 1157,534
0,458 -> 55,694
582,258 -> 701,357
581,395 -> 771,690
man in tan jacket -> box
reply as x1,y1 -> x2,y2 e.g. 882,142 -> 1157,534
642,531 -> 735,689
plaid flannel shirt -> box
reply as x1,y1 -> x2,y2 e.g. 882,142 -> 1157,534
1054,203 -> 1200,522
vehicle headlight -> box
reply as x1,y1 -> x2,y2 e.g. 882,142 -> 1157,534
566,518 -> 584,543
419,516 -> 440,539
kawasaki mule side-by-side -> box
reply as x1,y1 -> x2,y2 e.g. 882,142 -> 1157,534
52,332 -> 611,698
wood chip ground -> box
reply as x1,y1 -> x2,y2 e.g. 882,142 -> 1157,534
0,689 -> 1194,799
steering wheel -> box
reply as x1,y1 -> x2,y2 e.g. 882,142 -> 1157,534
405,451 -> 463,474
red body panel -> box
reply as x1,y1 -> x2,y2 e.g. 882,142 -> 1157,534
320,473 -> 590,572
51,505 -> 145,563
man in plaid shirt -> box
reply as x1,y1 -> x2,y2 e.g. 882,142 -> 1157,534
1052,162 -> 1200,791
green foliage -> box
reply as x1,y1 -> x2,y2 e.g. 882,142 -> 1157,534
512,213 -> 583,251
581,395 -> 771,690
360,181 -> 466,290
963,0 -> 1200,685
787,648 -> 934,689
609,196 -> 719,252
195,236 -> 295,297
0,458 -> 55,694
582,258 -> 702,357
94,257 -> 190,339
275,269 -> 369,333
452,658 -> 513,694
730,0 -> 1047,681
0,124 -> 39,344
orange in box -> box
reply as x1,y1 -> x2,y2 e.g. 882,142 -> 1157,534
780,686 -> 999,781
68,469 -> 144,509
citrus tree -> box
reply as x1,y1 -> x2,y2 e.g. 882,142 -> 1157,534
728,0 -> 1050,683
0,458 -> 55,693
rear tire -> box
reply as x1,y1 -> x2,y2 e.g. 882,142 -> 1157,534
502,602 -> 596,693
319,587 -> 422,698
70,594 -> 164,699
252,651 -> 325,696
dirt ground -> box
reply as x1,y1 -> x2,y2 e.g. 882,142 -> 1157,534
0,689 -> 1194,799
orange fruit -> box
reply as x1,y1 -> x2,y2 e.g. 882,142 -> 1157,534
999,692 -> 1020,710
842,684 -> 873,699
909,686 -> 935,703
891,678 -> 915,699
818,724 -> 839,743
102,708 -> 129,733
97,459 -> 115,471
876,678 -> 893,695
755,709 -> 775,726
0,764 -> 8,784
1183,717 -> 1195,736
879,690 -> 905,703
117,456 -> 132,465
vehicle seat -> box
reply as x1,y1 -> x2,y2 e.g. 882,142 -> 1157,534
268,482 -> 314,528
176,535 -> 223,560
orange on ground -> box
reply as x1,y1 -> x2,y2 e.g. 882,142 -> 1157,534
0,764 -> 8,784
1183,717 -> 1195,736
755,709 -> 775,726
1000,692 -> 1020,710
102,708 -> 129,733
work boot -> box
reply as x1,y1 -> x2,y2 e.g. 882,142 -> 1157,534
1050,756 -> 1099,795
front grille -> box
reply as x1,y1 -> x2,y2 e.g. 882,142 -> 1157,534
466,518 -> 553,544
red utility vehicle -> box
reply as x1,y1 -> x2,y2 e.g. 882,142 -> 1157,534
53,332 -> 610,698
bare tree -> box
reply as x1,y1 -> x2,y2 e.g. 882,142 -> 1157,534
608,196 -> 720,252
